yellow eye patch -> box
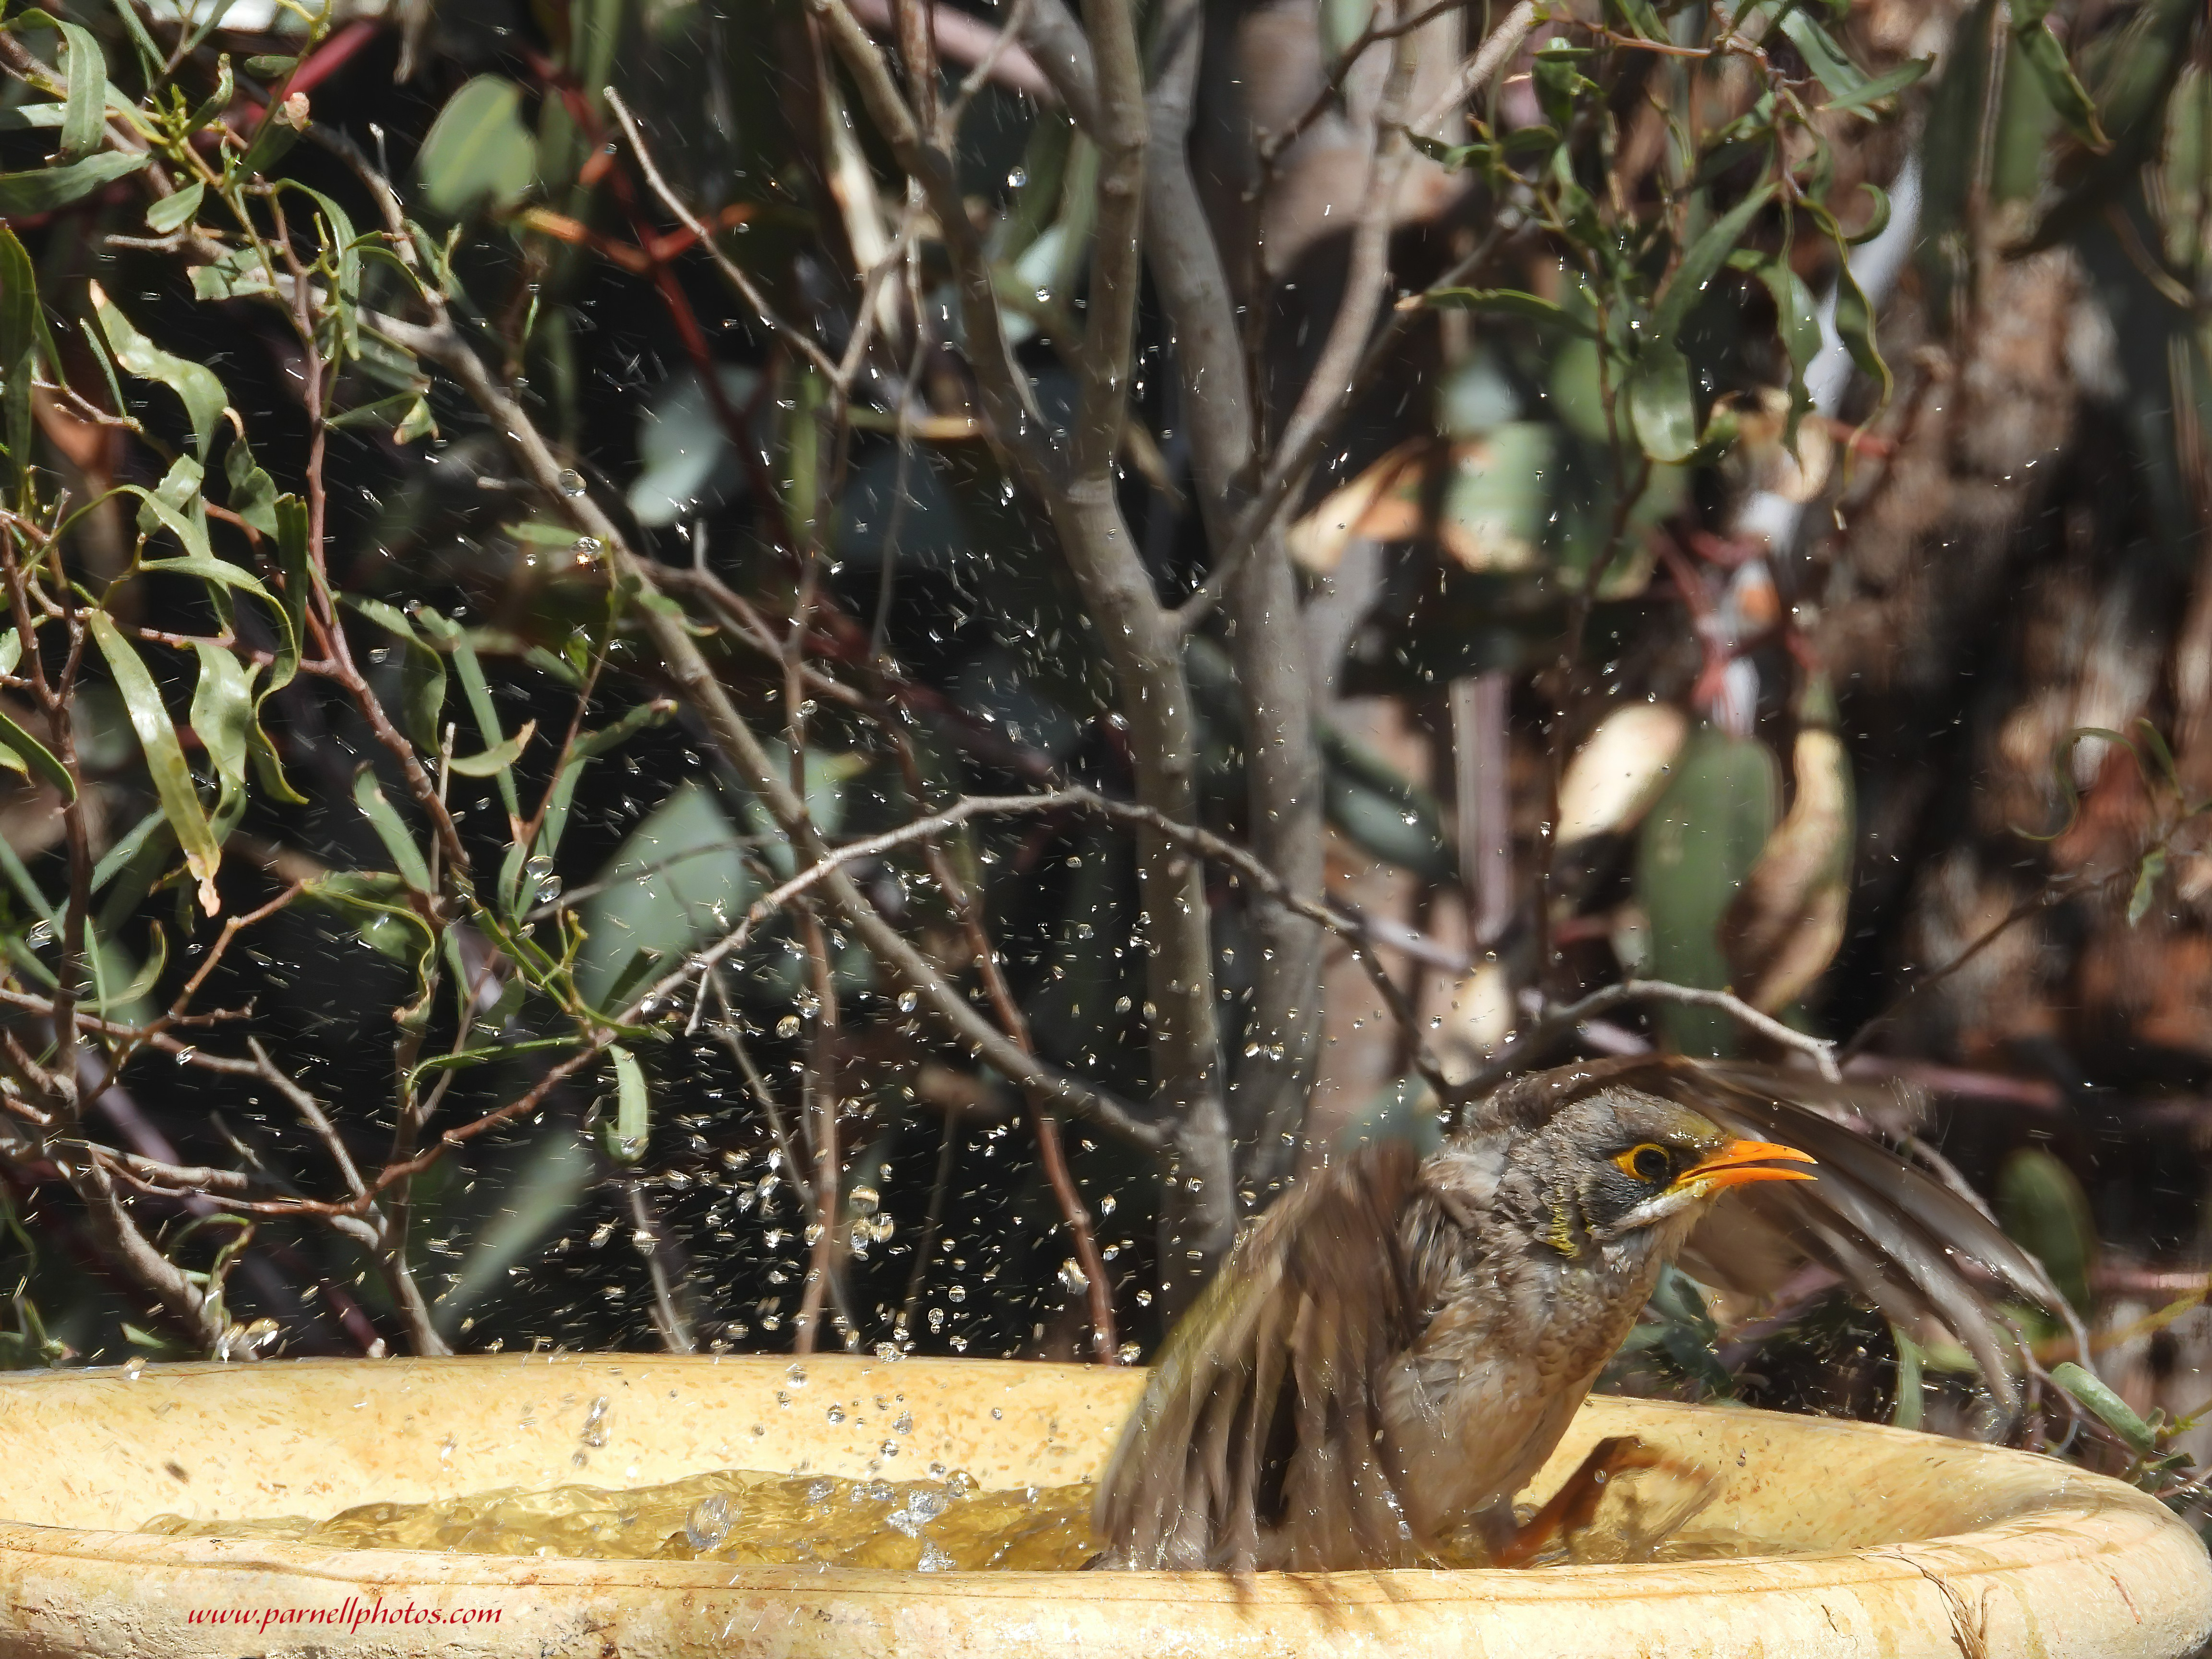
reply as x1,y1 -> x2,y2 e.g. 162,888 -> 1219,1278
1612,1142 -> 1672,1184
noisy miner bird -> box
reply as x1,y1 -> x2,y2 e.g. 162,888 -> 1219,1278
1094,1055 -> 2080,1573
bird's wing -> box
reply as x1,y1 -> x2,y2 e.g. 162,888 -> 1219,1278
1488,1056 -> 2079,1411
1092,1138 -> 1423,1572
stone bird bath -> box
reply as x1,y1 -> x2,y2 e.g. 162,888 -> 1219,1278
0,1354 -> 2203,1657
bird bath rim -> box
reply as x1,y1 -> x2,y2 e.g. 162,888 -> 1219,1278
0,1352 -> 2201,1658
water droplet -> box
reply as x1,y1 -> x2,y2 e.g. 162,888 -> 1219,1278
1058,1259 -> 1089,1295
827,1405 -> 846,1424
1006,166 -> 1027,189
579,1395 -> 611,1448
572,535 -> 603,562
535,875 -> 563,904
947,1285 -> 966,1304
1118,1342 -> 1141,1363
24,921 -> 52,947
684,1493 -> 731,1549
122,1357 -> 145,1381
557,469 -> 587,498
1098,1194 -> 1116,1216
524,854 -> 554,881
851,1185 -> 880,1215
775,1014 -> 801,1038
896,989 -> 918,1014
786,1363 -> 808,1389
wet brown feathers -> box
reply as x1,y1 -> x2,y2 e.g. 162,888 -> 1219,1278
1092,1056 -> 2077,1574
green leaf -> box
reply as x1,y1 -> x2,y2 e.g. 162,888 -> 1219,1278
145,180 -> 204,235
1845,181 -> 1892,246
416,76 -> 539,217
222,433 -> 279,536
2051,1361 -> 2157,1456
1626,341 -> 1700,463
268,494 -> 311,692
92,806 -> 168,893
446,720 -> 536,778
1319,723 -> 1455,882
430,1128 -> 594,1339
244,53 -> 299,78
189,641 -> 253,822
0,702 -> 74,801
1421,288 -> 1598,336
604,1044 -> 649,1164
1831,256 -> 1892,405
88,610 -> 221,914
295,186 -> 362,362
89,282 -> 229,460
352,769 -> 435,895
575,782 -> 751,1007
87,923 -> 165,1013
1996,1148 -> 2096,1314
0,150 -> 146,217
1635,728 -> 1780,1055
0,226 -> 34,494
51,16 -> 107,165
2128,846 -> 2168,926
402,635 -> 448,756
342,596 -> 445,753
1824,57 -> 1933,119
2012,19 -> 2107,152
1767,6 -> 1871,101
1751,255 -> 1821,433
1652,184 -> 1775,344
183,53 -> 235,134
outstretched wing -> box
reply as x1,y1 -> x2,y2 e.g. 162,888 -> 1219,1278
1496,1056 -> 2080,1411
1092,1138 -> 1423,1572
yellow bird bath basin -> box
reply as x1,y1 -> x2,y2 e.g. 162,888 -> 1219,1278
0,1353 -> 2203,1658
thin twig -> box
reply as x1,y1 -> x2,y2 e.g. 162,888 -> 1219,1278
1466,980 -> 1842,1096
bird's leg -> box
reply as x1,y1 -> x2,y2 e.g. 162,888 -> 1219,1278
1491,1435 -> 1664,1568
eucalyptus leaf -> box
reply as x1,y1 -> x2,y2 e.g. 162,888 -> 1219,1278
1626,342 -> 1699,464
576,782 -> 751,1010
447,720 -> 536,778
51,15 -> 107,164
416,76 -> 538,216
353,769 -> 436,895
88,610 -> 221,914
1635,729 -> 1780,1055
2051,1361 -> 2156,1455
90,282 -> 229,460
1652,185 -> 1774,344
604,1044 -> 649,1164
145,181 -> 204,235
0,227 -> 34,493
0,146 -> 144,217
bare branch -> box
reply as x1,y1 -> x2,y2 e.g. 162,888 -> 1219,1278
1467,981 -> 1844,1096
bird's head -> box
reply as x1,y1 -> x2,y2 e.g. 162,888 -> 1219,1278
1527,1087 -> 1815,1260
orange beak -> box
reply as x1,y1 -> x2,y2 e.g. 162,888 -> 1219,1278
1669,1138 -> 1817,1197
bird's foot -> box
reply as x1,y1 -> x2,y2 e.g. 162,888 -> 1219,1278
1492,1435 -> 1665,1568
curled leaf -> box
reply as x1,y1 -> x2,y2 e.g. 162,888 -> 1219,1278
2051,1360 -> 2155,1456
88,611 -> 220,914
604,1044 -> 650,1165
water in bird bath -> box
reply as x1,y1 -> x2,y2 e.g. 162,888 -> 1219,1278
136,1455 -> 1730,1568
142,1470 -> 1100,1569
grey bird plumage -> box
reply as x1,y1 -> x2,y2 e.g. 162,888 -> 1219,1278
1094,1056 -> 2079,1573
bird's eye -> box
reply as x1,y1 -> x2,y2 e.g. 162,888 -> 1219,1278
1614,1143 -> 1672,1184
